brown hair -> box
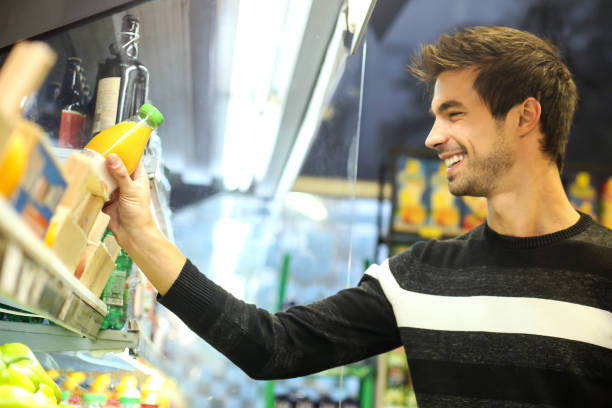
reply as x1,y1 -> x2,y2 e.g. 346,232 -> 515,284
409,26 -> 577,170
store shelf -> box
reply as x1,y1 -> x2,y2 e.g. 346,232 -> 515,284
391,221 -> 465,238
0,198 -> 107,339
0,320 -> 170,375
0,321 -> 137,352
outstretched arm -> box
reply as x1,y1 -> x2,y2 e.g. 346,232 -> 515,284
159,260 -> 401,379
103,153 -> 401,379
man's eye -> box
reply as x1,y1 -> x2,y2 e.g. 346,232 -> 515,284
449,112 -> 463,118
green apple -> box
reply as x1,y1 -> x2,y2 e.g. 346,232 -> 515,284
0,344 -> 61,403
34,383 -> 57,406
0,384 -> 39,408
0,343 -> 36,366
4,364 -> 38,393
38,383 -> 57,403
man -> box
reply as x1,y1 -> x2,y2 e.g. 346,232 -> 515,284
103,26 -> 612,407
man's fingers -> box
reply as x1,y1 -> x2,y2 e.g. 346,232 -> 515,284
131,161 -> 146,181
105,154 -> 133,191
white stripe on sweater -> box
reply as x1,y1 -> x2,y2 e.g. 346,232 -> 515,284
365,260 -> 612,350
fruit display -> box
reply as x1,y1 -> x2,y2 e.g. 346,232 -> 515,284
393,154 -> 482,236
0,342 -> 65,407
395,158 -> 427,227
429,162 -> 460,229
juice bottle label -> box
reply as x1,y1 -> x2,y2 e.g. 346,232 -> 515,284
58,110 -> 86,148
92,77 -> 121,134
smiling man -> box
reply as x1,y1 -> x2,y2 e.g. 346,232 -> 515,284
102,26 -> 612,407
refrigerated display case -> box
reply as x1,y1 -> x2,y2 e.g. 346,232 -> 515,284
0,0 -> 376,406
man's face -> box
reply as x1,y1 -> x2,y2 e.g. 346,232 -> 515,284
425,69 -> 515,197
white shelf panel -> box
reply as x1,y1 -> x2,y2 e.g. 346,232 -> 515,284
0,198 -> 107,339
0,321 -> 137,352
0,321 -> 170,376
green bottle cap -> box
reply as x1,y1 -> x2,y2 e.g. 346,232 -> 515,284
61,390 -> 70,399
138,103 -> 164,128
119,396 -> 141,403
83,393 -> 107,403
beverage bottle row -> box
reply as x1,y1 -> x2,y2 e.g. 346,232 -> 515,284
24,14 -> 149,150
61,372 -> 167,408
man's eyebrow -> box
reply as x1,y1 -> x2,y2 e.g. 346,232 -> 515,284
429,100 -> 465,116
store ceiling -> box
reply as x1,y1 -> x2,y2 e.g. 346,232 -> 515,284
301,0 -> 612,182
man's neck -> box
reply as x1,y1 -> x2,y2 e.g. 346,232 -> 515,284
485,164 -> 580,237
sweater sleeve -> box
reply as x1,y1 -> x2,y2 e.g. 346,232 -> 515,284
158,259 -> 401,380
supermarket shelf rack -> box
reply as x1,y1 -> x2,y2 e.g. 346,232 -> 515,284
0,197 -> 107,339
0,320 -> 137,352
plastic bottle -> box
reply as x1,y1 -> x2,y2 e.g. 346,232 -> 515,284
81,103 -> 164,196
119,396 -> 141,408
82,393 -> 107,408
100,249 -> 133,330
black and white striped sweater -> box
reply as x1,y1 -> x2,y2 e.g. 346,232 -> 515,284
159,212 -> 612,407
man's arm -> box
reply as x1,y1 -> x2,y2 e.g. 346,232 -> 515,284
103,153 -> 401,379
159,259 -> 401,379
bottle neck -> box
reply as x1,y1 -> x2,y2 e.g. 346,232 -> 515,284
60,61 -> 83,109
117,18 -> 140,59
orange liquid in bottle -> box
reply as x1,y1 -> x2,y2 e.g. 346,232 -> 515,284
84,121 -> 152,174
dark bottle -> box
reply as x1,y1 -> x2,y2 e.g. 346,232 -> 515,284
90,14 -> 149,138
39,81 -> 62,141
58,57 -> 87,148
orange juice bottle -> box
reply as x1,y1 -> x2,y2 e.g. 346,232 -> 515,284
81,103 -> 163,196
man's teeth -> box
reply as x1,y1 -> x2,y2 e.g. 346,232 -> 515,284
445,154 -> 465,167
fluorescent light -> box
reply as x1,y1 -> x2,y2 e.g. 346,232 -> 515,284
221,0 -> 312,191
273,9 -> 351,205
285,192 -> 328,220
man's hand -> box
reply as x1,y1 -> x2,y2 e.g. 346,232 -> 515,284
102,153 -> 185,296
103,153 -> 156,252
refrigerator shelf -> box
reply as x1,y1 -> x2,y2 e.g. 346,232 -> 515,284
0,197 -> 107,339
0,320 -> 170,376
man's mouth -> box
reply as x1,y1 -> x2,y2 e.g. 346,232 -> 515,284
444,153 -> 465,169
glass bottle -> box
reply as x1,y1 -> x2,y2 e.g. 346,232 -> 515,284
38,81 -> 62,141
58,57 -> 87,148
100,249 -> 133,330
90,14 -> 149,137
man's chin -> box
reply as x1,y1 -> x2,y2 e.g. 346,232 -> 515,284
448,181 -> 484,197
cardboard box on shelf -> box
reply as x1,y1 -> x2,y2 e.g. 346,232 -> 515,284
9,121 -> 67,238
79,234 -> 120,297
0,41 -> 57,158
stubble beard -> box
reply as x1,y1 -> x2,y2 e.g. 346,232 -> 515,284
448,128 -> 514,197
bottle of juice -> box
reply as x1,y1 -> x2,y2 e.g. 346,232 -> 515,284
81,103 -> 163,196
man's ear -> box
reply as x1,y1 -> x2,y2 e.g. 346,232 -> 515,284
518,97 -> 542,136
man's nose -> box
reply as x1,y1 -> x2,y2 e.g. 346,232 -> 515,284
425,122 -> 447,150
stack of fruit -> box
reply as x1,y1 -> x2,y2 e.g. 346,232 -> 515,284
0,342 -> 65,407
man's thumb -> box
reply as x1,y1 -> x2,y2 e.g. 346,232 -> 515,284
105,154 -> 131,190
